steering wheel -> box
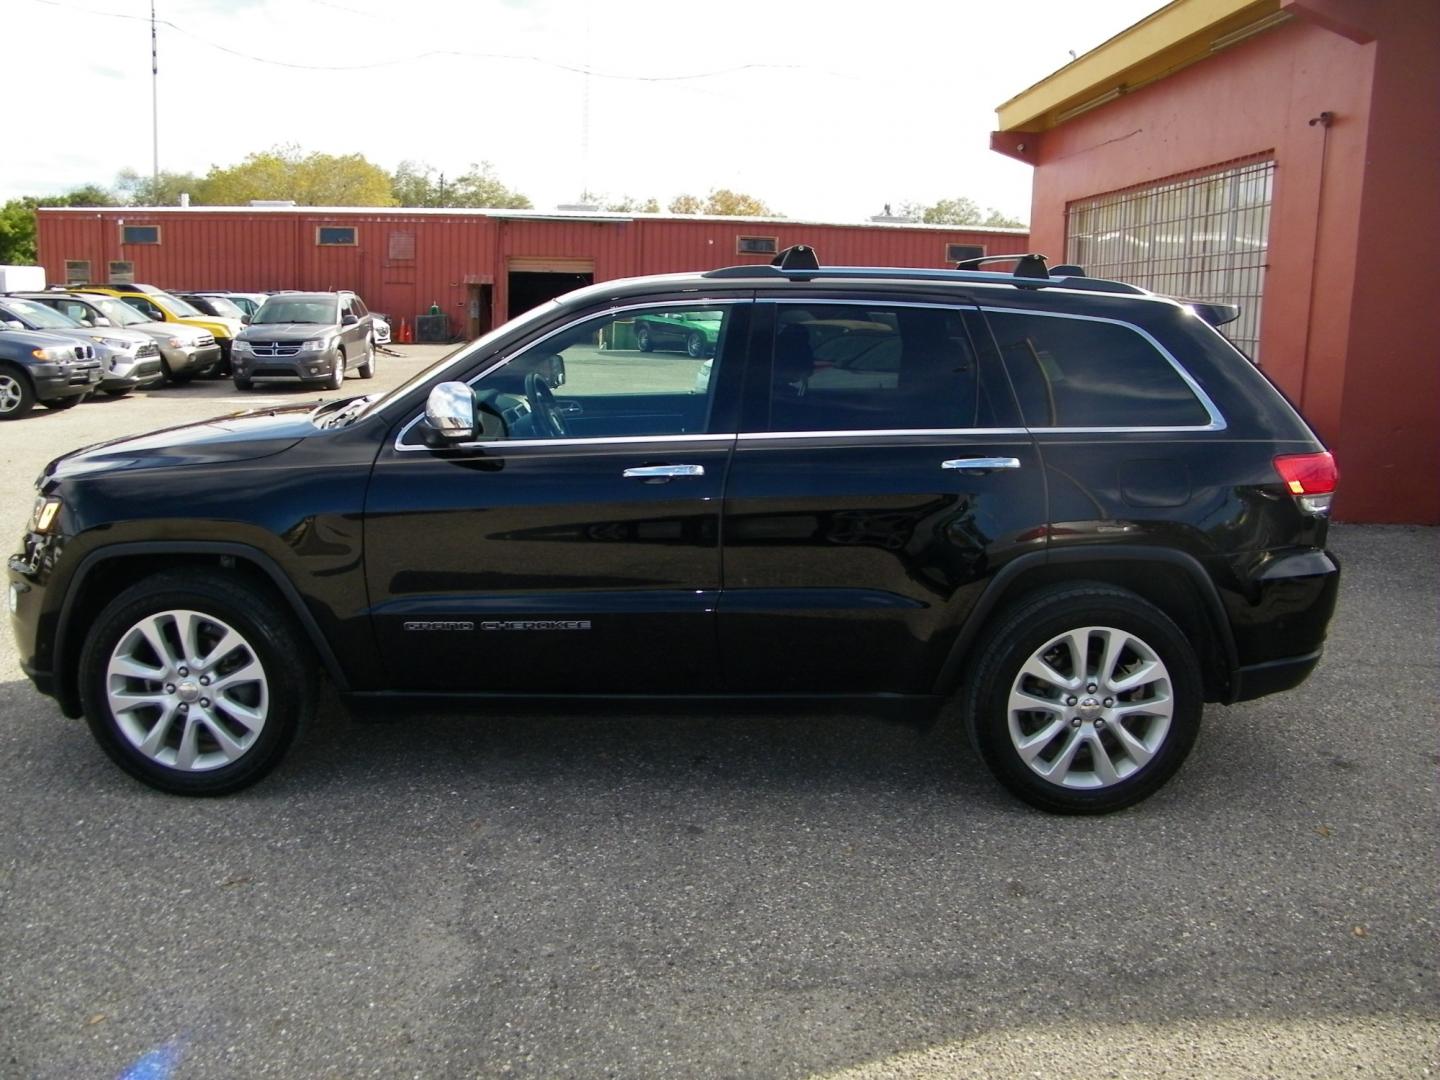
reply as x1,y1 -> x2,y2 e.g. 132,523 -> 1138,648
524,370 -> 567,437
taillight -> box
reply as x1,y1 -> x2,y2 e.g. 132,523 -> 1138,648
1274,451 -> 1338,514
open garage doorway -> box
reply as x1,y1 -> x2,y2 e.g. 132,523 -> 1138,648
507,257 -> 594,319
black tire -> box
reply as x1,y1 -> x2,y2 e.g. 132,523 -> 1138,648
78,571 -> 316,796
635,324 -> 652,352
324,352 -> 345,391
41,393 -> 86,411
0,364 -> 37,420
166,363 -> 195,386
686,331 -> 706,358
233,376 -> 254,390
102,388 -> 132,398
358,337 -> 376,379
964,585 -> 1202,814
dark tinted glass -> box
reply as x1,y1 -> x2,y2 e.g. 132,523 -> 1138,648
986,311 -> 1211,428
762,303 -> 989,431
317,226 -> 356,245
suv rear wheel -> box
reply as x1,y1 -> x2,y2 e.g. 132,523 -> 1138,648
78,572 -> 315,795
965,585 -> 1202,814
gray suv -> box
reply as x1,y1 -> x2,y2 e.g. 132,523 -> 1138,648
0,327 -> 102,419
231,291 -> 376,390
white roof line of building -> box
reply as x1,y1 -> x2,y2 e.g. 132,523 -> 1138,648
37,204 -> 1030,234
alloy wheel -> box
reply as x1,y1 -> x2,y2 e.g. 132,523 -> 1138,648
1006,625 -> 1173,790
105,608 -> 270,771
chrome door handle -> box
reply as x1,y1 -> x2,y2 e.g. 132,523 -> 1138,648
942,457 -> 1022,472
622,464 -> 705,478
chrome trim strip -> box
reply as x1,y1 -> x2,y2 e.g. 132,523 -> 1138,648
942,457 -> 1022,470
975,304 -> 1228,432
399,433 -> 735,453
622,464 -> 705,478
393,298 -> 742,452
737,428 -> 1031,440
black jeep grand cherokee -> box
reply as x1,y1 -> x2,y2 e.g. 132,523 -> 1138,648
7,250 -> 1340,813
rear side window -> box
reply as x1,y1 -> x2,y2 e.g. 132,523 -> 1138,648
986,310 -> 1213,429
761,303 -> 1002,432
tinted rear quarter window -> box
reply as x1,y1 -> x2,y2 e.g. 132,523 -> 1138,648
986,310 -> 1212,428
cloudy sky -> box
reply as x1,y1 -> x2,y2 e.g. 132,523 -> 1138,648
9,0 -> 1166,222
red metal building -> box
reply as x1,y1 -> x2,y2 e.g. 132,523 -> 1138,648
33,207 -> 1028,341
991,0 -> 1439,524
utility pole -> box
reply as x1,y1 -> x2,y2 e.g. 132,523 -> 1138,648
151,0 -> 159,202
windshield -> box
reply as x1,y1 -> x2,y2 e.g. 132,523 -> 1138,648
93,297 -> 148,326
353,300 -> 563,423
198,295 -> 245,318
154,291 -> 202,317
3,299 -> 80,330
253,298 -> 338,325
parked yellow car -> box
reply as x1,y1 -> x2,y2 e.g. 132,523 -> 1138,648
75,285 -> 243,373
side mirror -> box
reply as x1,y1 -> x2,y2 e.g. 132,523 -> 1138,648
341,313 -> 359,326
241,315 -> 250,325
2,320 -> 24,331
93,317 -> 111,327
424,382 -> 476,443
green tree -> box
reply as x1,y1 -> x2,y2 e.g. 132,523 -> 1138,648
448,163 -> 531,209
392,160 -> 530,209
900,196 -> 1025,228
202,146 -> 396,206
667,190 -> 775,216
0,186 -> 122,263
114,167 -> 204,206
579,191 -> 660,213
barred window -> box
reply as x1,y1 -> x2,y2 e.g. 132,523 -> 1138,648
1066,159 -> 1273,360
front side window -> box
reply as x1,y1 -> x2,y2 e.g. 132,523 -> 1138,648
985,310 -> 1213,429
122,296 -> 165,321
416,304 -> 735,443
758,302 -> 999,433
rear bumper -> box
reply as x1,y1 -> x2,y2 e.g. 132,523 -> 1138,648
1220,547 -> 1340,703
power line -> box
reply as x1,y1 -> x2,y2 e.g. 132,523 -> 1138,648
22,0 -> 829,81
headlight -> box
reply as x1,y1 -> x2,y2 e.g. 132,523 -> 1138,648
233,339 -> 252,351
28,496 -> 62,535
165,336 -> 186,348
92,336 -> 132,350
30,347 -> 68,361
300,337 -> 334,353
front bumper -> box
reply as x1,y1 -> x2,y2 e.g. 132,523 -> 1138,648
232,346 -> 341,382
159,342 -> 222,377
99,355 -> 165,392
31,362 -> 103,401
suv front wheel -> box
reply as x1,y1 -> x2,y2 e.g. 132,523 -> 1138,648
78,572 -> 314,795
965,585 -> 1202,814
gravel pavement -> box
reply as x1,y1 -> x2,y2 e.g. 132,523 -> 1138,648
0,352 -> 1435,1078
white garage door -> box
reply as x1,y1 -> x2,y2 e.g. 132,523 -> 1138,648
1065,158 -> 1274,360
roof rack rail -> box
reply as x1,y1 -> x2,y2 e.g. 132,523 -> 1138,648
703,246 -> 1147,295
955,252 -> 1050,278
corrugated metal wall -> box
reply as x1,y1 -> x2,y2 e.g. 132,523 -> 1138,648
35,209 -> 1029,334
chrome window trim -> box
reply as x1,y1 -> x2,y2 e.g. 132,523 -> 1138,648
976,305 -> 1227,432
393,298 -> 743,452
398,433 -> 736,453
737,428 -> 1031,441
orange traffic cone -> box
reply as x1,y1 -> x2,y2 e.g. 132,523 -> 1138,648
398,318 -> 410,343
